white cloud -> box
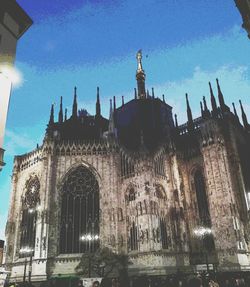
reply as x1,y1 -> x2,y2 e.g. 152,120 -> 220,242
153,65 -> 250,124
75,64 -> 250,126
4,129 -> 38,157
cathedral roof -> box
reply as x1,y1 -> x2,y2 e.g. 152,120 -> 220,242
44,51 -> 249,153
115,97 -> 174,151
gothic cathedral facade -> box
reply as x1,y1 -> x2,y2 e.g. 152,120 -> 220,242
5,51 -> 250,283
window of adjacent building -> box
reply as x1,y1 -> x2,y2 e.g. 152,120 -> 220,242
59,166 -> 99,254
19,176 -> 40,257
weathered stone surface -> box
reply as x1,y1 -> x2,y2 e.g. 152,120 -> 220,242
5,99 -> 250,283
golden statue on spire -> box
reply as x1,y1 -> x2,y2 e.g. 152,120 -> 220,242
136,49 -> 143,72
136,49 -> 146,99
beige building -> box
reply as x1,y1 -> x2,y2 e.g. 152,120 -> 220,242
4,52 -> 250,285
0,0 -> 33,170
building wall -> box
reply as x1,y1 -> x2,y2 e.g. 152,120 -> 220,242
5,116 -> 250,282
0,0 -> 33,169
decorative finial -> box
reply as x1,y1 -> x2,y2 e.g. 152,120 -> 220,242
109,99 -> 113,120
162,94 -> 165,102
209,82 -> 218,117
110,98 -> 112,111
49,103 -> 54,125
136,50 -> 146,99
239,100 -> 249,129
203,96 -> 211,118
64,108 -> 67,121
216,78 -> 227,112
203,96 -> 207,110
96,86 -> 101,116
174,114 -> 178,128
72,86 -> 78,118
232,103 -> 239,121
136,49 -> 143,72
109,98 -> 115,134
152,88 -> 155,98
58,96 -> 63,124
200,101 -> 204,117
186,93 -> 194,131
113,96 -> 116,111
122,96 -> 124,106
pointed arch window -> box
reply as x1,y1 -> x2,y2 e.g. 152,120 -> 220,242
160,218 -> 168,249
129,221 -> 138,251
60,166 -> 99,254
20,176 -> 40,257
193,169 -> 211,226
126,187 -> 136,202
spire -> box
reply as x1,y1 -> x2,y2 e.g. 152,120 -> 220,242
109,98 -> 116,135
232,103 -> 239,121
122,96 -> 124,106
134,88 -> 137,99
162,94 -> 165,102
209,82 -> 218,117
109,99 -> 113,119
96,86 -> 101,116
64,108 -> 67,121
58,96 -> 63,124
152,87 -> 155,98
136,50 -> 146,99
216,78 -> 227,112
174,114 -> 178,128
200,101 -> 204,118
186,93 -> 194,131
72,86 -> 78,118
239,100 -> 249,129
113,96 -> 116,111
49,103 -> 54,125
203,96 -> 211,118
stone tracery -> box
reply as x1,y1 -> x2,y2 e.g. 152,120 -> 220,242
59,166 -> 99,254
19,175 -> 40,257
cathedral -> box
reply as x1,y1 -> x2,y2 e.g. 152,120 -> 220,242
4,51 -> 250,284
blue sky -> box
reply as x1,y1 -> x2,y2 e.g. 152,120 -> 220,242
1,0 -> 250,239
